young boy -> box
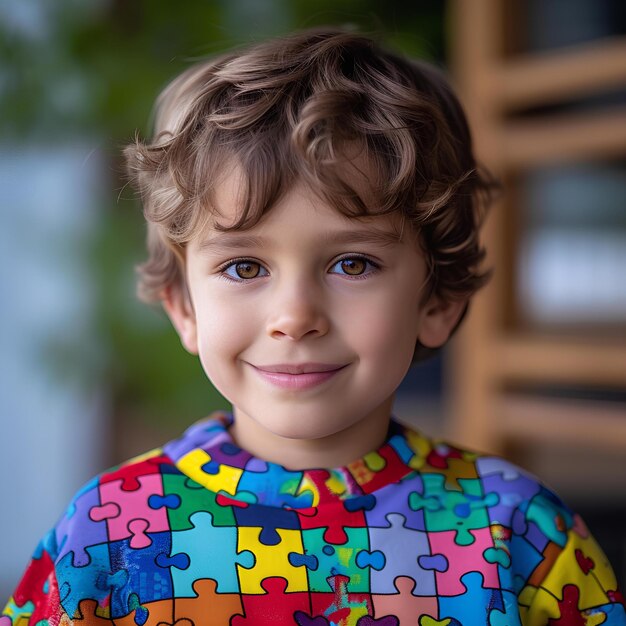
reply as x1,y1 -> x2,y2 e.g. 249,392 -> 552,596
3,29 -> 624,626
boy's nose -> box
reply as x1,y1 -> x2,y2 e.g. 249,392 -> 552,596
266,283 -> 330,341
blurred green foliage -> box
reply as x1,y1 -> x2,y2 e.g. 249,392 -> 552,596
1,0 -> 445,427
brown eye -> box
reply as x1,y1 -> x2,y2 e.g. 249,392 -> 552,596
340,258 -> 366,275
235,262 -> 261,279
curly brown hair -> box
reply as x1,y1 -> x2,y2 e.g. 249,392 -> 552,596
124,28 -> 496,360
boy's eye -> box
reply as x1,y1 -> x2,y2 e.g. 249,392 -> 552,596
222,260 -> 268,280
330,256 -> 377,277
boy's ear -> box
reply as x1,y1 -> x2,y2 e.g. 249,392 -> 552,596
417,297 -> 468,349
162,284 -> 199,355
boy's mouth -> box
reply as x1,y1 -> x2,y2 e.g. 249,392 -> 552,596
248,362 -> 348,390
253,363 -> 346,374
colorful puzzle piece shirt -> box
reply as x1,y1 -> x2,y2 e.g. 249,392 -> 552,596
3,412 -> 625,625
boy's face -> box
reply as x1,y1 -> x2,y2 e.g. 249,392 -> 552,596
165,168 -> 464,466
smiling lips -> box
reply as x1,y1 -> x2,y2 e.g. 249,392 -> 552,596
250,362 -> 347,390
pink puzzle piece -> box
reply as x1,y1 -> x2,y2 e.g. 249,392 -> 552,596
128,519 -> 152,549
89,502 -> 120,523
428,527 -> 500,596
97,475 -> 169,542
372,576 -> 438,623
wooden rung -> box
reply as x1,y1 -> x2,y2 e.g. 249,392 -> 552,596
492,38 -> 626,110
498,108 -> 626,168
496,395 -> 626,449
488,335 -> 626,387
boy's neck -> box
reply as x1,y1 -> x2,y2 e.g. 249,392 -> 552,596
228,399 -> 394,471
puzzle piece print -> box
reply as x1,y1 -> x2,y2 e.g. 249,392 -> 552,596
235,462 -> 315,508
524,492 -> 572,548
372,576 -> 438,624
175,578 -> 243,625
310,574 -> 371,625
476,457 -> 522,482
368,513 -> 436,595
55,485 -> 109,568
298,469 -> 343,507
365,474 -> 427,531
234,499 -> 300,545
128,519 -> 151,549
8,412 -> 626,626
478,460 -> 542,527
64,599 -> 113,626
539,529 -> 621,611
302,527 -> 372,593
57,544 -> 146,621
176,448 -> 244,497
160,473 -> 237,532
487,524 -> 513,574
206,438 -> 253,468
424,442 -> 466,470
170,511 -> 254,594
231,577 -> 309,626
237,527 -> 307,594
429,527 -> 500,596
97,475 -> 169,542
109,531 -> 175,605
419,618 -> 461,626
409,474 -> 499,545
111,598 -> 177,626
423,447 -> 479,491
401,429 -> 433,471
11,549 -> 62,626
297,498 -> 367,545
293,612 -> 330,625
355,615 -> 398,625
438,572 -> 504,626
100,454 -> 176,491
488,589 -> 523,626
347,445 -> 410,494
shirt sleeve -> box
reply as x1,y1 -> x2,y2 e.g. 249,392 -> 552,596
2,531 -> 63,626
518,510 -> 626,625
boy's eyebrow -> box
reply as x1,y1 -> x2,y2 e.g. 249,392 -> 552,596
198,228 -> 401,252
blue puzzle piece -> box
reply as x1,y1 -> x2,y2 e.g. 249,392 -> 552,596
148,493 -> 181,511
439,572 -> 504,626
56,543 -> 115,618
236,463 -> 314,509
343,494 -> 376,513
109,531 -> 174,605
200,459 -> 221,475
233,502 -> 299,546
355,549 -> 385,571
155,551 -> 190,572
288,552 -> 318,571
170,511 -> 254,594
489,589 -> 522,626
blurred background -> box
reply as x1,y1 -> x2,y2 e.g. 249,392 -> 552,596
1,0 -> 625,598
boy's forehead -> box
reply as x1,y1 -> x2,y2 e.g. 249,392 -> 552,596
196,222 -> 407,253
202,176 -> 410,248
204,156 -> 401,235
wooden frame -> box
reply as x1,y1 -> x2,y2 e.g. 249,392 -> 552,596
446,0 -> 626,454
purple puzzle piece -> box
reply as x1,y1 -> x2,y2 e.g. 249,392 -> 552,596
477,458 -> 541,527
55,484 -> 109,567
365,474 -> 426,531
368,513 -> 435,595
